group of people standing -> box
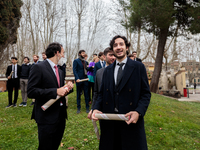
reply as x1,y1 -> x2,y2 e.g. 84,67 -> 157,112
73,35 -> 151,150
4,35 -> 151,150
5,54 -> 42,108
72,47 -> 143,115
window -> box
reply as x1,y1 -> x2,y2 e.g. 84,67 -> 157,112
198,79 -> 200,83
194,79 -> 196,82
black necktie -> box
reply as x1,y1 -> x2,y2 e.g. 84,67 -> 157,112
116,63 -> 125,85
102,61 -> 104,67
13,65 -> 15,78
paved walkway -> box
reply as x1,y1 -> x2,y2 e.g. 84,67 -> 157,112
178,94 -> 200,102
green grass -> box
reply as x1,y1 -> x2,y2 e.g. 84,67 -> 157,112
0,89 -> 200,150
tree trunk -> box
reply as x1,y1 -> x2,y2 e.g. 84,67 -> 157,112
77,15 -> 81,51
137,26 -> 141,56
150,27 -> 169,93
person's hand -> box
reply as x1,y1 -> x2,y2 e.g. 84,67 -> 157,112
65,81 -> 74,90
87,110 -> 93,120
125,111 -> 140,125
92,66 -> 94,68
92,109 -> 103,121
76,79 -> 80,83
57,87 -> 69,97
7,76 -> 11,80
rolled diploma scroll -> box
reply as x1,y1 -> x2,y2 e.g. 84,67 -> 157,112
92,119 -> 100,140
95,113 -> 129,121
41,87 -> 69,111
9,71 -> 14,78
78,78 -> 89,82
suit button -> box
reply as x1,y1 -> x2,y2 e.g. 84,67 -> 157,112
106,102 -> 108,104
130,102 -> 132,105
107,89 -> 108,91
117,93 -> 119,95
129,89 -> 131,92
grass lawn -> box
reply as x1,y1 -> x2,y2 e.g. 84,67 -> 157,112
0,88 -> 200,150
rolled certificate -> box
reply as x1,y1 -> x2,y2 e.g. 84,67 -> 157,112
41,87 -> 69,111
9,71 -> 14,78
92,119 -> 100,140
78,78 -> 89,82
95,113 -> 129,121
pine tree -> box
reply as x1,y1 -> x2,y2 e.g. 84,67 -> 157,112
128,0 -> 200,93
0,0 -> 23,52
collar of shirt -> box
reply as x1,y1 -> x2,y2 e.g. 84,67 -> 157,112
100,60 -> 104,67
115,56 -> 127,68
46,59 -> 57,76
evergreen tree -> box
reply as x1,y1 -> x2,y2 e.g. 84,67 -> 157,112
0,0 -> 23,52
127,0 -> 200,93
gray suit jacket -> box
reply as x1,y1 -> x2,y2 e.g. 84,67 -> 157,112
91,67 -> 105,110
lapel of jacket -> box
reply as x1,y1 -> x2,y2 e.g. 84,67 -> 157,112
118,57 -> 135,92
77,58 -> 84,68
58,68 -> 63,87
44,60 -> 58,87
107,61 -> 115,101
97,61 -> 102,69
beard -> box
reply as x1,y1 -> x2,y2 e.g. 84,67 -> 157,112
114,53 -> 126,59
80,55 -> 85,59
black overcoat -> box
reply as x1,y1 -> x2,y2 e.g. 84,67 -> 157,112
93,57 -> 151,150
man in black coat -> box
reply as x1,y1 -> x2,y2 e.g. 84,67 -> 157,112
27,42 -> 73,150
92,35 -> 151,150
5,57 -> 21,108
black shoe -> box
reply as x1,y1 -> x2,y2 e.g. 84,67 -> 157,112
86,109 -> 89,113
6,104 -> 13,108
30,102 -> 35,106
13,104 -> 17,107
19,102 -> 24,107
77,109 -> 81,114
23,102 -> 27,107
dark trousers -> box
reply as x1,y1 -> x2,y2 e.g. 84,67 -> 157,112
88,82 -> 94,102
99,121 -> 122,150
7,78 -> 19,105
76,81 -> 89,110
37,118 -> 66,150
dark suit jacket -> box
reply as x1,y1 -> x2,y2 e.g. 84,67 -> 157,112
58,63 -> 66,77
6,64 -> 21,78
73,58 -> 88,82
136,57 -> 142,62
93,57 -> 151,150
27,60 -> 67,124
91,67 -> 105,110
6,64 -> 21,87
93,61 -> 105,80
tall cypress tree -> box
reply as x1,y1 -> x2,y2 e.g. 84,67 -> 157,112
0,0 -> 23,52
128,0 -> 200,93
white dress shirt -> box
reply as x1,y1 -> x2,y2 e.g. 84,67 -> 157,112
100,60 -> 105,68
46,59 -> 57,76
12,64 -> 18,78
